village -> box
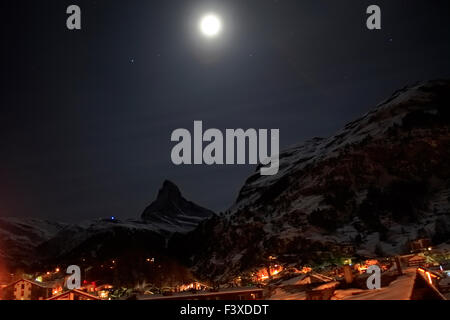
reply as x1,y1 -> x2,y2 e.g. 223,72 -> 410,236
0,237 -> 449,301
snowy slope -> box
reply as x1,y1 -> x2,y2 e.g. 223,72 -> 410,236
234,80 -> 450,211
35,218 -> 167,262
0,217 -> 67,267
172,80 -> 450,281
36,181 -> 214,263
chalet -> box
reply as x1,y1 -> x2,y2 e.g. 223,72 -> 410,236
47,289 -> 101,300
329,242 -> 355,256
287,272 -> 334,286
306,281 -> 339,300
0,279 -> 59,300
96,283 -> 114,299
409,238 -> 432,252
178,281 -> 210,292
253,264 -> 284,282
340,243 -> 356,255
408,255 -> 426,267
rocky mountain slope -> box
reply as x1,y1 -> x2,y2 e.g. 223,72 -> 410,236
171,80 -> 450,281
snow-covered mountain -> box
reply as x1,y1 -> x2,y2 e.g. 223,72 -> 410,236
141,180 -> 214,231
171,80 -> 450,281
0,181 -> 214,267
36,180 -> 214,264
2,80 -> 450,281
36,218 -> 168,264
0,217 -> 67,268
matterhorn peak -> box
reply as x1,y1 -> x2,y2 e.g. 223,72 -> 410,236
141,180 -> 214,225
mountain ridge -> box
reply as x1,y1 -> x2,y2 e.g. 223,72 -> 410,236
0,180 -> 214,268
2,80 -> 449,283
170,79 -> 450,281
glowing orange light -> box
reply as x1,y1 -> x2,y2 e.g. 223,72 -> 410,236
255,265 -> 284,281
426,272 -> 433,284
52,286 -> 62,295
300,267 -> 312,274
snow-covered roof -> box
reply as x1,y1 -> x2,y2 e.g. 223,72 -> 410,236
47,289 -> 101,300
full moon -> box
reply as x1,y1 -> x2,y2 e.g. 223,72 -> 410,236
199,14 -> 222,38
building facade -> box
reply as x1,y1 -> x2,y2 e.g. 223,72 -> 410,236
0,279 -> 54,300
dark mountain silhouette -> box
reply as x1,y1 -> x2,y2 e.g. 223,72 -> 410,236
141,180 -> 215,229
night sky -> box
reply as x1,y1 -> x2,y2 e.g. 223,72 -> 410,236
1,0 -> 450,222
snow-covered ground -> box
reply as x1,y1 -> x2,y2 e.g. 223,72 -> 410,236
269,269 -> 418,300
269,288 -> 307,300
335,268 -> 416,300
